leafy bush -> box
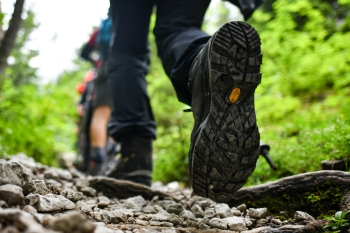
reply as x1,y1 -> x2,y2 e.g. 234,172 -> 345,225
246,0 -> 350,185
323,211 -> 350,233
0,69 -> 84,165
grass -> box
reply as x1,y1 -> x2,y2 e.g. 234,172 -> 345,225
246,87 -> 350,186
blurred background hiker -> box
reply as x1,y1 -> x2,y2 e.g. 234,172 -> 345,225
74,69 -> 94,172
80,9 -> 117,176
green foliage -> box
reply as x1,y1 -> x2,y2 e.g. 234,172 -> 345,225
323,211 -> 350,233
0,6 -> 89,165
0,64 -> 86,165
245,0 -> 350,186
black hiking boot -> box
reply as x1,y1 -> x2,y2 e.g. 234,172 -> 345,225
107,136 -> 153,186
87,147 -> 106,176
188,21 -> 262,202
100,140 -> 120,176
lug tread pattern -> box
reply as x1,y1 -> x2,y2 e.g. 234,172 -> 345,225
191,21 -> 262,202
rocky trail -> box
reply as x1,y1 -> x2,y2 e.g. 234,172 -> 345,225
0,153 -> 348,233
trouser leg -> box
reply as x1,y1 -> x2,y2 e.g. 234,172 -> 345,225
107,0 -> 155,185
154,0 -> 211,106
108,0 -> 156,141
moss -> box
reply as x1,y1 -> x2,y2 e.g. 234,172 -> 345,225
245,181 -> 344,219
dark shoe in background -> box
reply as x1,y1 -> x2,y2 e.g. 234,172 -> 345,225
87,147 -> 106,176
107,136 -> 153,186
100,140 -> 120,176
188,21 -> 262,202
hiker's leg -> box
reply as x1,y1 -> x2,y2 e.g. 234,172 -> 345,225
107,0 -> 154,185
89,61 -> 112,175
90,106 -> 111,148
155,0 -> 262,202
154,0 -> 211,105
108,0 -> 156,141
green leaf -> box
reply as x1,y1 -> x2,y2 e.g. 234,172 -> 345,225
335,211 -> 343,219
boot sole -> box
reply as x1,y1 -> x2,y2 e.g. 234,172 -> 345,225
190,21 -> 262,202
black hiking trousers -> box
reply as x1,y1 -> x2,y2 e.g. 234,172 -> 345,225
108,0 -> 211,141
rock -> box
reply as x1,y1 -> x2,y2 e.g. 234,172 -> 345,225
55,168 -> 73,181
33,179 -> 51,195
149,220 -> 163,226
158,200 -> 176,210
97,195 -> 110,208
8,153 -> 37,171
183,219 -> 198,228
124,195 -> 147,210
75,200 -> 93,213
256,218 -> 269,227
90,211 -> 109,223
271,218 -> 283,225
150,213 -> 170,222
198,222 -> 210,229
0,184 -> 25,205
153,204 -> 169,215
214,203 -> 233,218
105,210 -> 127,223
135,219 -> 149,226
190,204 -> 205,218
80,186 -> 97,197
46,211 -> 96,233
231,207 -> 242,216
244,217 -> 254,227
208,217 -> 228,230
60,187 -> 84,202
36,213 -> 55,225
45,179 -> 62,188
224,216 -> 247,231
165,202 -> 184,215
142,205 -> 157,214
294,211 -> 315,221
237,204 -> 247,213
1,226 -> 20,233
22,205 -> 37,215
0,208 -> 53,233
44,169 -> 60,180
195,199 -> 214,210
0,159 -> 35,195
204,208 -> 216,218
0,200 -> 9,208
0,153 -> 325,233
54,194 -> 75,210
25,193 -> 65,212
75,179 -> 90,190
248,207 -> 268,218
94,223 -> 125,233
167,214 -> 182,226
179,209 -> 196,220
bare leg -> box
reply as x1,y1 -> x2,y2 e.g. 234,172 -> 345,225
90,105 -> 111,147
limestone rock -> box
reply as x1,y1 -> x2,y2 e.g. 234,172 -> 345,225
0,184 -> 25,205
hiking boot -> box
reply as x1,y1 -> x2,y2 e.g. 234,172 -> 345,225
100,141 -> 120,176
88,160 -> 103,176
87,147 -> 106,176
188,21 -> 262,202
107,136 -> 153,186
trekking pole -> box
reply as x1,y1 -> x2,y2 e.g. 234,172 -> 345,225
260,142 -> 277,171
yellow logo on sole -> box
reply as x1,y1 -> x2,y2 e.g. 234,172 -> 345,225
229,87 -> 241,103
